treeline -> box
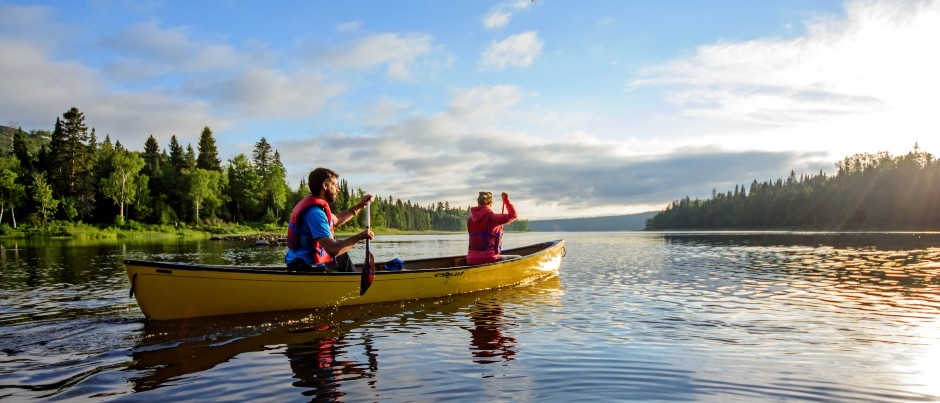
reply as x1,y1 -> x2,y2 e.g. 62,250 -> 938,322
0,107 -> 528,233
645,146 -> 940,230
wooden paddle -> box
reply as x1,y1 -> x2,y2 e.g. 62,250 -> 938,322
360,201 -> 374,295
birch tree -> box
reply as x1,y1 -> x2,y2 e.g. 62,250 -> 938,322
99,150 -> 145,221
0,156 -> 25,227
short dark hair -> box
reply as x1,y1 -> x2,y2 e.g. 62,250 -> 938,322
308,168 -> 338,195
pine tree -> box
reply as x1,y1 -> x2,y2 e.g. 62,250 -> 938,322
196,126 -> 222,171
252,137 -> 274,218
184,144 -> 197,171
12,128 -> 33,173
252,137 -> 272,179
46,107 -> 96,220
142,135 -> 161,177
168,135 -> 186,173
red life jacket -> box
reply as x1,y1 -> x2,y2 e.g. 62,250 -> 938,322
287,195 -> 334,264
467,209 -> 502,254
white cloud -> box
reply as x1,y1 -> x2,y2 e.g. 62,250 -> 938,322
448,84 -> 526,122
482,0 -> 534,29
273,81 -> 825,219
386,62 -> 412,81
321,33 -> 433,81
482,31 -> 542,69
0,34 -> 219,145
102,21 -> 242,74
183,68 -> 345,119
483,10 -> 511,29
628,0 -> 940,157
0,9 -> 336,149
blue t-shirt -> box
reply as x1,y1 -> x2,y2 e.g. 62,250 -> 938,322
284,207 -> 333,266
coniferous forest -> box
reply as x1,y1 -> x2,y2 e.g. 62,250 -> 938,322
646,146 -> 940,230
0,107 -> 528,235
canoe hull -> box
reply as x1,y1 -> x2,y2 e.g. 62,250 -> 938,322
125,239 -> 564,320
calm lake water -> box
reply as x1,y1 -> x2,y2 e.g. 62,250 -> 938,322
1,231 -> 939,402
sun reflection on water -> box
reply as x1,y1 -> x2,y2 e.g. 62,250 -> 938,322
903,319 -> 940,397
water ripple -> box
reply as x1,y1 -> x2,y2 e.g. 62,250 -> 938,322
2,233 -> 940,401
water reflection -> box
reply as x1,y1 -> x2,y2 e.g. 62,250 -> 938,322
654,232 -> 940,306
128,305 -> 383,393
127,277 -> 561,397
466,301 -> 517,364
285,332 -> 378,400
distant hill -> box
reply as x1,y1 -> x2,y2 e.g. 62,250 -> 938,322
528,211 -> 658,231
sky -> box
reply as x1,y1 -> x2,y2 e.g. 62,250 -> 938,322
2,0 -> 939,220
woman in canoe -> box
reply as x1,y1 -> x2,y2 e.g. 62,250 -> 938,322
285,167 -> 374,272
467,191 -> 518,265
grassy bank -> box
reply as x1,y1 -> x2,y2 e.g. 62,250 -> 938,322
0,220 -> 463,240
0,220 -> 275,240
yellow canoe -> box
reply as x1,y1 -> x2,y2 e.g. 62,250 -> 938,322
125,239 -> 565,320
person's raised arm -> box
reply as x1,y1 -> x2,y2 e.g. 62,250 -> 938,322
495,192 -> 518,225
334,194 -> 373,227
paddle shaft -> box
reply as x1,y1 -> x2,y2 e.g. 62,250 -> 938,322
365,202 -> 371,251
360,200 -> 375,295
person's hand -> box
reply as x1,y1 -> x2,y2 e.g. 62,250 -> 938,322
357,194 -> 374,211
360,229 -> 374,241
501,192 -> 509,200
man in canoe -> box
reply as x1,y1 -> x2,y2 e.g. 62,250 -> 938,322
467,191 -> 518,265
285,167 -> 374,272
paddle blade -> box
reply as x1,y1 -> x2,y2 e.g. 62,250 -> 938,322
360,247 -> 374,295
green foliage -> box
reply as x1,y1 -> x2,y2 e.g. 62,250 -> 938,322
0,155 -> 26,227
184,168 -> 222,223
31,172 -> 58,226
225,153 -> 262,222
4,107 -> 534,237
60,198 -> 78,222
646,146 -> 940,230
99,149 -> 145,219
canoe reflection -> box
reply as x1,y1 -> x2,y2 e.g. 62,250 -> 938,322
128,276 -> 562,395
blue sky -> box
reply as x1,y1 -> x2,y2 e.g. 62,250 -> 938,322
2,0 -> 938,219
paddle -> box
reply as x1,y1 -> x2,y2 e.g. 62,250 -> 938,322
360,201 -> 374,295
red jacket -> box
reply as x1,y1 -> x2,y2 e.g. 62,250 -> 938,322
467,198 -> 517,265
